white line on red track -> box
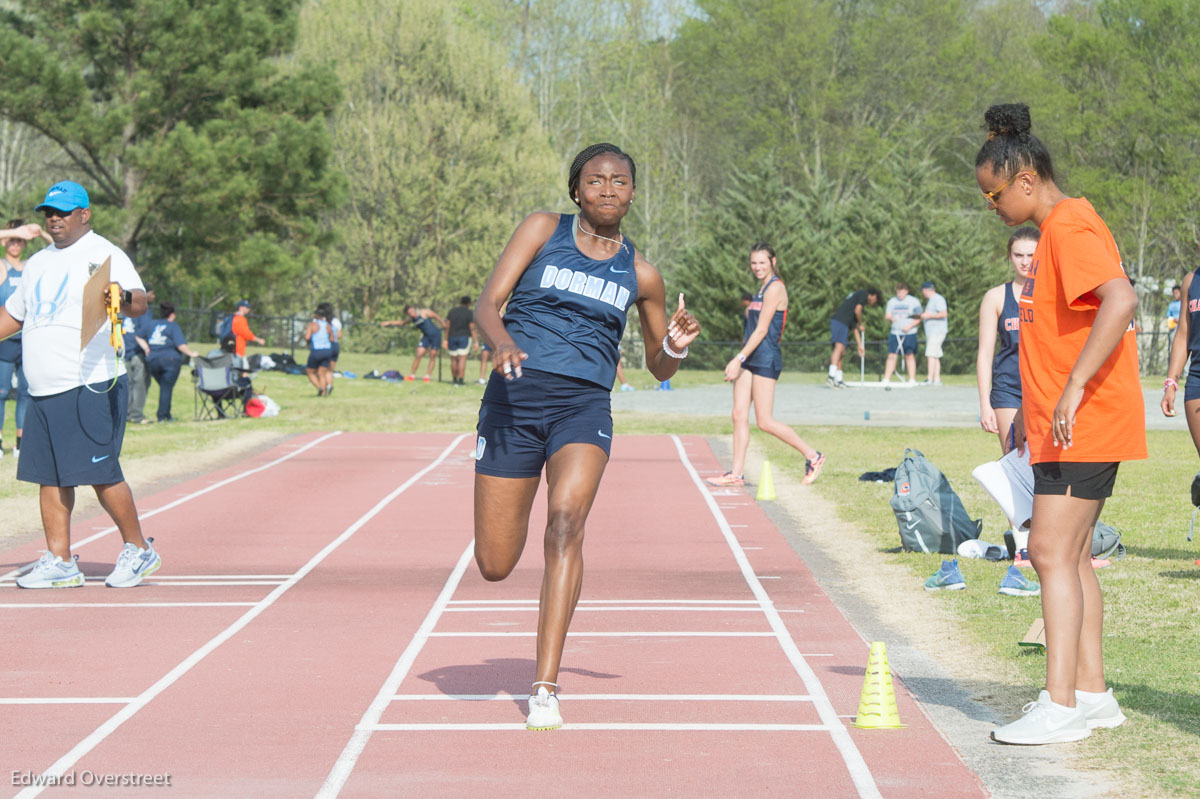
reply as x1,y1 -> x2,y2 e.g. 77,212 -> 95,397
443,606 -> 769,612
369,723 -> 832,732
0,602 -> 259,609
0,580 -> 286,588
13,433 -> 468,799
448,598 -> 760,604
0,432 -> 342,582
390,694 -> 814,702
671,435 -> 883,799
0,698 -> 135,704
427,631 -> 777,637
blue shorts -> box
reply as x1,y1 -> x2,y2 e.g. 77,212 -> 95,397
990,387 -> 1022,410
331,343 -> 340,359
481,341 -> 492,353
830,319 -> 850,347
447,336 -> 470,355
419,332 -> 442,350
475,368 -> 612,478
746,363 -> 782,380
1185,359 -> 1200,403
18,376 -> 129,487
307,349 -> 333,370
888,333 -> 918,355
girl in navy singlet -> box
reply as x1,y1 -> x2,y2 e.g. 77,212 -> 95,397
471,143 -> 700,731
381,305 -> 446,382
707,243 -> 825,487
977,227 -> 1039,453
1161,263 -> 1200,504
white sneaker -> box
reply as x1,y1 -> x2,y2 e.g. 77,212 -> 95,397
477,378 -> 487,386
526,684 -> 562,730
991,690 -> 1091,744
105,538 -> 162,588
11,446 -> 17,459
1075,688 -> 1126,729
16,552 -> 85,589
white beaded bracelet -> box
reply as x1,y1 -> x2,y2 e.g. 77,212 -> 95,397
662,334 -> 688,359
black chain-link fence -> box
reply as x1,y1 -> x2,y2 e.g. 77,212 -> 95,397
172,308 -> 423,359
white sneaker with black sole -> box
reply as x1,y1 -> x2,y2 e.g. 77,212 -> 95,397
105,538 -> 161,588
991,690 -> 1090,744
526,683 -> 562,730
1075,688 -> 1126,729
16,552 -> 85,589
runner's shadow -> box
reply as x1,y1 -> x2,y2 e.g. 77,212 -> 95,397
417,659 -> 620,710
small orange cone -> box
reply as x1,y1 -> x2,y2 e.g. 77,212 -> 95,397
852,641 -> 904,728
756,460 -> 776,501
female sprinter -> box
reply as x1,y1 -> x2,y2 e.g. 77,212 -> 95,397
1160,262 -> 1200,509
977,227 -> 1039,454
472,143 -> 700,730
977,103 -> 1144,745
706,244 -> 824,487
381,305 -> 445,382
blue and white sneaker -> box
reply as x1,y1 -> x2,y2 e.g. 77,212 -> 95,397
16,552 -> 85,589
105,538 -> 161,588
998,565 -> 1041,596
923,559 -> 966,591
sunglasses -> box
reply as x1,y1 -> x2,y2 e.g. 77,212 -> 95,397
982,171 -> 1036,208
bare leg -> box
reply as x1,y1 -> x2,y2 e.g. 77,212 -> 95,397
729,369 -> 753,476
904,353 -> 917,382
474,473 -> 541,581
39,485 -> 75,561
479,351 -> 492,381
94,482 -> 148,550
929,356 -> 942,382
995,407 -> 1018,454
1028,492 -> 1104,705
410,347 -> 426,377
882,352 -> 898,383
305,367 -> 322,392
320,366 -> 333,392
829,342 -> 846,372
750,375 -> 818,460
423,350 -> 439,378
535,443 -> 609,688
1184,398 -> 1200,457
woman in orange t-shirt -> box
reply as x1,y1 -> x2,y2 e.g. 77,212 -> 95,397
975,104 -> 1146,746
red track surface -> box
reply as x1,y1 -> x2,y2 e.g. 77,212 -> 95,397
0,432 -> 986,798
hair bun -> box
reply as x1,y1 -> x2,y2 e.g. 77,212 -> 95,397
984,103 -> 1032,139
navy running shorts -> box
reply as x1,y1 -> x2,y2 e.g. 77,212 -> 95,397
307,349 -> 333,370
18,376 -> 129,487
989,387 -> 1022,410
419,332 -> 442,350
829,319 -> 850,346
1032,461 -> 1119,501
475,368 -> 612,478
746,363 -> 782,380
887,332 -> 918,355
1185,359 -> 1200,403
447,336 -> 470,356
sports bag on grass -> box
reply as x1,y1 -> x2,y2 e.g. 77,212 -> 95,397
890,448 -> 982,554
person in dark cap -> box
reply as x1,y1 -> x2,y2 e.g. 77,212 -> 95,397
231,298 -> 265,363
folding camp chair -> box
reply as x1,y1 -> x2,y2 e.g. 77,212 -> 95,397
193,353 -> 246,420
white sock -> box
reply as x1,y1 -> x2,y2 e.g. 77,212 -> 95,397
828,364 -> 837,378
836,369 -> 844,382
1075,689 -> 1108,702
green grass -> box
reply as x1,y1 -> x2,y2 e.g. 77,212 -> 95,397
1,351 -> 1194,795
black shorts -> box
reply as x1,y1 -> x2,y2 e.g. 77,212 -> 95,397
18,376 -> 128,487
307,349 -> 333,370
1032,461 -> 1119,500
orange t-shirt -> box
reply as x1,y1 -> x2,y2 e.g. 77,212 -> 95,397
1018,198 -> 1146,465
231,314 -> 255,357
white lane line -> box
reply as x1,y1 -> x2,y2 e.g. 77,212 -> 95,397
447,598 -> 760,605
391,694 -> 813,702
1,432 -> 342,582
0,698 -> 135,705
0,580 -> 286,588
146,574 -> 294,580
443,606 -> 766,613
671,435 -> 882,799
369,723 -> 830,732
0,602 -> 259,609
14,434 -> 468,799
316,541 -> 475,798
757,575 -> 781,580
427,631 -> 776,638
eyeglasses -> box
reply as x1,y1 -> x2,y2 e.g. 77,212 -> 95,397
982,171 -> 1036,208
42,207 -> 77,220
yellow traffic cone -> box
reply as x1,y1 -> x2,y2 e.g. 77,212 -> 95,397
756,459 -> 776,501
851,641 -> 905,729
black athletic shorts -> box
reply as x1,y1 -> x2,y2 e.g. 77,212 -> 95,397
1032,461 -> 1119,500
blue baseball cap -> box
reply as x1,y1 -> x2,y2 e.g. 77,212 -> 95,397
35,181 -> 90,213
236,299 -> 252,309
921,281 -> 936,290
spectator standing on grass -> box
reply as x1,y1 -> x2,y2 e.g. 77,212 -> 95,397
0,220 -> 49,459
1166,284 -> 1182,353
0,180 -> 161,589
231,299 -> 265,363
881,282 -> 922,385
920,281 -> 948,385
445,296 -> 477,386
826,287 -> 880,387
976,103 -> 1144,745
304,306 -> 335,397
122,284 -> 155,425
324,303 -> 342,373
145,302 -> 200,423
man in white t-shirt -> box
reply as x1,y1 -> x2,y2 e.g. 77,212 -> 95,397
920,281 -> 949,385
0,180 -> 162,589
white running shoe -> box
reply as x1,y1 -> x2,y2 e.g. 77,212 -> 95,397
991,690 -> 1090,744
1075,688 -> 1126,729
16,552 -> 85,589
105,538 -> 161,588
526,684 -> 562,731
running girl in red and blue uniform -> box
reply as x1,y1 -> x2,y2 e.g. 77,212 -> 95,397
472,143 -> 700,731
977,227 -> 1039,454
1161,262 -> 1200,507
707,244 -> 824,487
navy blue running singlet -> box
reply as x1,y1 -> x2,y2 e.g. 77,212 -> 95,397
502,214 -> 639,389
743,276 -> 786,371
1187,267 -> 1200,355
414,314 -> 439,339
991,282 -> 1022,404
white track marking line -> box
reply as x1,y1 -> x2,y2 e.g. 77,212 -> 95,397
391,694 -> 813,702
317,541 -> 475,799
443,606 -> 766,613
671,435 -> 883,799
13,434 -> 468,799
369,723 -> 830,732
0,698 -> 135,705
1,432 -> 342,582
447,598 -> 759,605
427,631 -> 776,638
0,602 -> 259,609
0,580 -> 286,588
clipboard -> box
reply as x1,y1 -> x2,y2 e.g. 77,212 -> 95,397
80,256 -> 112,351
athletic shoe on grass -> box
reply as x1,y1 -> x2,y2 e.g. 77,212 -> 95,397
423,375 -> 431,383
992,691 -> 1090,745
1014,548 -> 1031,568
802,452 -> 826,485
1074,688 -> 1125,729
526,685 -> 562,731
477,378 -> 487,386
998,565 -> 1040,596
105,538 -> 161,588
16,552 -> 84,589
923,559 -> 966,591
825,375 -> 836,388
705,472 -> 745,487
